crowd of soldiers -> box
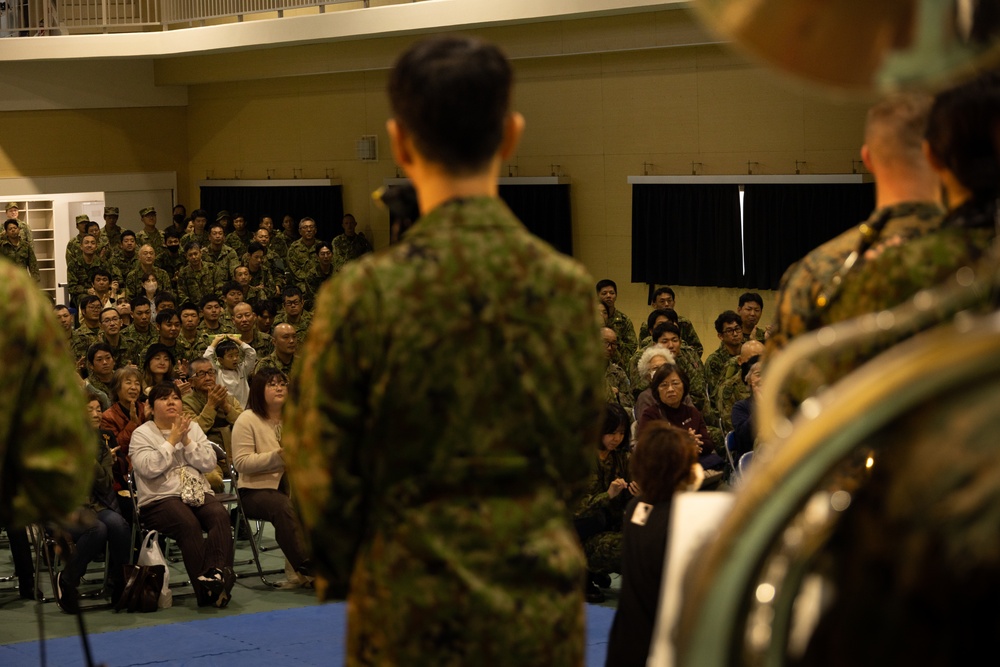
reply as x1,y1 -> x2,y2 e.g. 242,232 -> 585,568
5,203 -> 373,389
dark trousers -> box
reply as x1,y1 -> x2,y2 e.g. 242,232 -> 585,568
141,495 -> 233,583
239,487 -> 307,570
7,527 -> 34,596
66,508 -> 130,588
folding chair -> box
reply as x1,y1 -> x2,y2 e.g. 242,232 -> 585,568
738,451 -> 754,477
31,524 -> 110,607
229,466 -> 284,587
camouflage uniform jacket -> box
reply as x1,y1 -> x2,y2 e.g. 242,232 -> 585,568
286,238 -> 320,283
122,325 -> 158,364
109,249 -> 139,287
0,259 -> 92,527
283,196 -> 604,666
639,314 -> 703,358
225,230 -> 252,259
155,250 -> 185,290
0,238 -> 39,280
605,360 -> 634,411
204,245 -> 239,282
179,229 -> 209,250
70,325 -> 101,361
243,259 -> 280,300
607,308 -> 638,368
253,351 -> 294,377
102,224 -> 123,250
136,228 -> 163,254
714,357 -> 750,434
177,261 -> 221,307
99,333 -> 132,369
272,310 -> 312,344
240,330 -> 274,359
267,233 -> 291,261
67,255 -> 113,304
742,326 -> 767,343
705,342 -> 738,398
302,263 -> 335,307
331,232 -> 372,273
125,265 -> 171,301
575,449 -> 630,526
175,333 -> 206,367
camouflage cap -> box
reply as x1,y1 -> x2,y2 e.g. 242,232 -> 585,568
140,206 -> 156,217
5,202 -> 18,211
104,206 -> 119,216
75,214 -> 91,225
216,210 -> 231,221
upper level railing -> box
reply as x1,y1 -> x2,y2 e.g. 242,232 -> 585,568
0,0 -> 400,36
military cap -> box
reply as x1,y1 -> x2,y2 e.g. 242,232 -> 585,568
5,202 -> 18,211
140,206 -> 156,217
216,210 -> 231,222
104,206 -> 119,216
75,214 -> 91,225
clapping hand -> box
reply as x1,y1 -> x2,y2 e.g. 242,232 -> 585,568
608,477 -> 628,499
168,414 -> 192,446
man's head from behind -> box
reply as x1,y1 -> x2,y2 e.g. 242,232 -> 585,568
862,92 -> 933,173
387,35 -> 519,177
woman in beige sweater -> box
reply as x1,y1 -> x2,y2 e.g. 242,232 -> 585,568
231,367 -> 312,579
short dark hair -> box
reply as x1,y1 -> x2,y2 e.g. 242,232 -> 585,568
651,363 -> 689,402
164,229 -> 181,242
121,229 -> 136,241
631,421 -> 698,503
247,241 -> 265,255
199,294 -> 221,310
738,292 -> 764,310
253,298 -> 278,318
282,286 -> 302,301
153,292 -> 176,309
652,322 -> 681,342
178,301 -> 200,316
155,308 -> 179,325
99,306 -> 120,323
90,267 -> 111,282
646,308 -> 677,334
247,367 -> 287,420
596,279 -> 617,294
714,310 -> 742,334
4,219 -> 18,231
221,281 -> 242,296
192,209 -> 208,220
315,241 -> 332,255
601,403 -> 630,441
87,341 -> 113,365
78,294 -> 101,312
130,295 -> 152,312
183,240 -> 202,254
653,286 -> 675,301
146,381 -> 182,408
388,35 -> 512,175
208,221 -> 226,234
54,304 -> 71,315
925,69 -> 1000,199
216,338 -> 240,358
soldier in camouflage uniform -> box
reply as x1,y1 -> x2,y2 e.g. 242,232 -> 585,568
226,213 -> 252,259
598,278 -> 638,368
196,295 -> 237,350
177,242 -> 221,307
155,229 -> 185,290
253,322 -> 296,376
67,234 -> 113,305
4,202 -> 32,246
109,230 -> 140,286
97,306 -> 132,368
272,286 -> 312,344
0,258 -> 93,598
769,92 -> 944,353
65,214 -> 93,264
283,35 -> 604,667
232,301 -> 274,358
71,295 -> 104,362
285,217 -> 320,286
264,217 -> 290,265
101,206 -> 123,250
204,222 -> 239,281
180,209 -> 210,249
714,340 -> 764,434
175,302 -> 206,364
302,241 -> 335,308
0,219 -> 39,281
244,241 -> 281,302
737,292 -> 767,343
121,296 -> 158,364
125,245 -> 172,301
637,287 -> 704,358
135,206 -> 163,254
705,310 -> 743,398
331,214 -> 372,274
602,327 -> 634,411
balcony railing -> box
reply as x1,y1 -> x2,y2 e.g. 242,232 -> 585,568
0,0 -> 398,35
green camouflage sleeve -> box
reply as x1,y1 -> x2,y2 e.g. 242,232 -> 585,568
0,262 -> 92,527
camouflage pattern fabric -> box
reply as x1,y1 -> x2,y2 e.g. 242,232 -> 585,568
743,327 -> 767,343
125,266 -> 172,302
332,233 -> 373,274
769,202 -> 944,352
268,233 -> 292,261
226,230 -> 252,259
283,196 -> 604,667
607,309 -> 637,368
136,228 -> 163,254
71,326 -> 101,361
272,310 -> 313,344
102,224 -> 123,251
714,358 -> 750,434
155,250 -> 185,290
253,352 -> 294,377
175,334 -> 206,367
639,314 -> 703,358
0,258 -> 92,527
576,448 -> 630,575
0,238 -> 39,281
302,264 -> 335,308
67,256 -> 113,304
243,260 -> 281,301
704,342 -> 737,398
286,239 -> 320,284
109,249 -> 139,287
179,230 -> 209,250
177,262 -> 222,307
204,245 -> 239,282
605,361 -> 634,411
240,330 -> 274,358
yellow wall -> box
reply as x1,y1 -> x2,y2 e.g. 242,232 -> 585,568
185,44 -> 867,351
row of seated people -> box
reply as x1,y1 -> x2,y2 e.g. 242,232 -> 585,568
12,367 -> 313,610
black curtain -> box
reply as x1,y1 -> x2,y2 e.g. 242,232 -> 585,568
631,184 -> 743,287
498,184 -> 573,256
742,183 -> 875,290
199,185 -> 344,243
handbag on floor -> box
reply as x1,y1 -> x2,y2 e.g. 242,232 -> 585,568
114,563 -> 165,613
137,530 -> 173,608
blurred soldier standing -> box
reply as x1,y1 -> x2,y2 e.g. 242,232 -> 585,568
284,35 -> 605,667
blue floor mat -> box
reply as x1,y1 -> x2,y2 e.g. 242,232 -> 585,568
1,603 -> 614,666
